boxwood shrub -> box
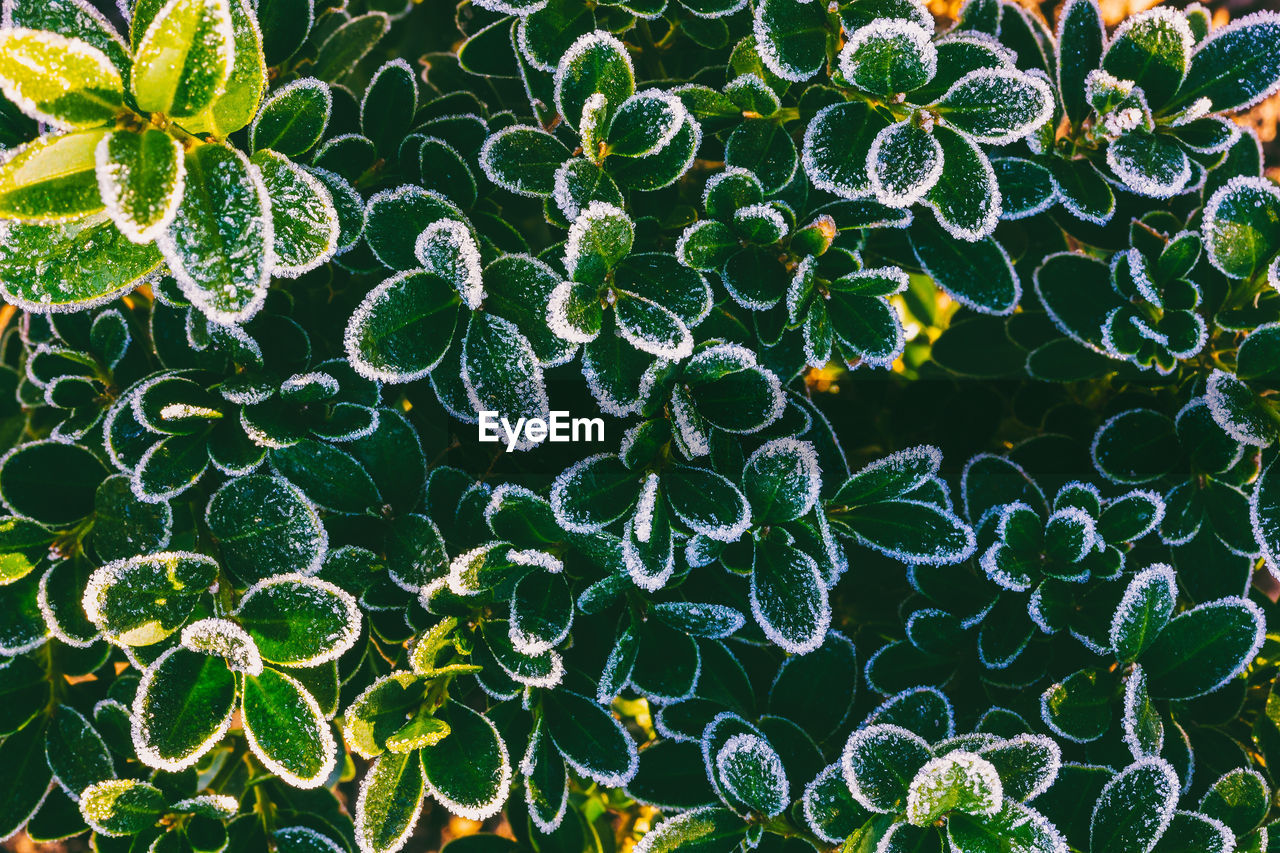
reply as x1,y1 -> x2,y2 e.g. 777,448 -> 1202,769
0,0 -> 1278,850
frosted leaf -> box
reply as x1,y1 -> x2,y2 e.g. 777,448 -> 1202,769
743,437 -> 822,522
838,20 -> 938,97
1121,665 -> 1163,759
421,704 -> 512,821
607,89 -> 687,157
235,573 -> 362,666
95,129 -> 185,244
564,200 -> 632,279
633,473 -> 660,544
623,514 -> 675,592
906,751 -> 1002,825
802,102 -> 880,200
253,150 -> 339,278
803,763 -> 863,844
180,617 -> 263,676
509,549 -> 564,573
0,27 -> 124,129
486,628 -> 565,688
753,0 -> 826,82
1175,10 -> 1280,114
841,724 -> 933,813
578,92 -> 609,151
1090,758 -> 1179,853
131,646 -> 235,772
549,453 -> 638,533
614,291 -> 693,361
1106,133 -> 1191,199
461,313 -> 550,450
82,550 -> 217,647
343,269 -> 460,384
868,121 -> 943,208
923,125 -> 1002,242
553,31 -> 635,128
751,536 -> 830,654
274,827 -> 344,853
78,779 -> 165,837
1102,7 -> 1192,108
414,219 -> 484,310
1202,176 -> 1280,280
1206,368 -> 1273,446
633,806 -> 747,853
1109,564 -> 1176,660
280,371 -> 339,398
932,68 -> 1054,145
977,734 -> 1062,802
172,793 -> 239,818
242,666 -> 337,789
355,751 -> 425,853
715,733 -> 788,818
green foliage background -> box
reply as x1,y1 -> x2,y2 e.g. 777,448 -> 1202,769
0,0 -> 1280,851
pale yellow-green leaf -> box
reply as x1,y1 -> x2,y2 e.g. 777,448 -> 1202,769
0,28 -> 123,128
0,128 -> 108,222
182,0 -> 266,137
131,0 -> 234,119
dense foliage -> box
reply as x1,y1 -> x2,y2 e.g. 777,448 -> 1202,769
1,0 -> 1280,850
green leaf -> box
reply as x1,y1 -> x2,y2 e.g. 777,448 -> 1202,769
565,201 -> 633,283
868,122 -> 942,208
751,533 -> 830,654
0,28 -> 123,128
1141,597 -> 1264,699
1090,758 -> 1179,853
978,735 -> 1061,802
0,129 -> 107,222
634,807 -> 748,853
832,499 -> 975,565
834,445 -> 941,505
205,474 -> 327,584
1091,409 -> 1179,484
714,733 -> 787,817
96,128 -> 183,243
251,149 -> 338,277
802,101 -> 890,200
948,800 -> 1067,853
544,688 -> 638,787
923,125 -> 999,241
83,550 -> 217,645
132,0 -> 235,118
1199,768 -> 1269,834
1202,176 -> 1280,280
312,13 -> 389,82
551,454 -> 639,532
0,214 -> 162,311
743,437 -> 821,524
1168,11 -> 1280,114
1056,0 -> 1105,124
663,465 -> 750,541
481,125 -> 573,200
607,92 -> 685,158
1110,565 -> 1176,662
235,574 -> 359,666
1106,132 -> 1191,199
355,750 -> 425,853
78,779 -> 166,836
1034,251 -> 1125,351
554,30 -> 634,129
45,705 -> 113,797
911,218 -> 1018,313
933,69 -> 1051,145
755,0 -> 828,82
133,646 -> 237,770
839,21 -> 936,97
906,752 -> 1002,826
420,700 -> 511,820
1149,812 -> 1234,853
158,143 -> 271,324
242,666 -> 336,787
1102,7 -> 1193,109
250,78 -> 332,158
841,724 -> 932,813
0,439 -> 107,526
0,516 -> 53,584
361,59 -> 418,155
1040,668 -> 1112,742
343,672 -> 427,759
184,0 -> 266,136
344,269 -> 459,383
6,0 -> 131,83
